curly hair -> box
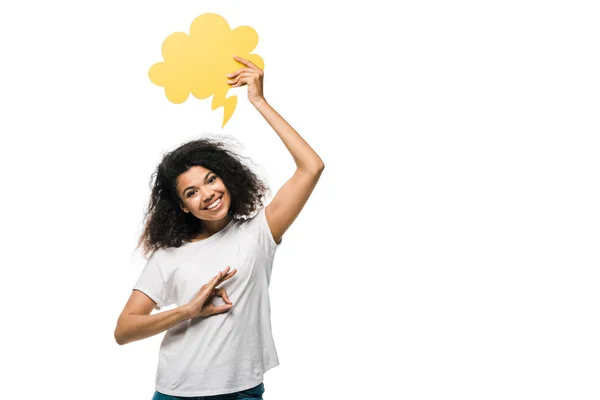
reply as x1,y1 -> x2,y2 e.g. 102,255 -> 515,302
137,136 -> 269,258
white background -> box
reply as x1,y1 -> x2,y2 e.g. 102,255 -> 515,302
1,0 -> 599,399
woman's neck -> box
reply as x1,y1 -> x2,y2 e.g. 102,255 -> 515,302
192,214 -> 233,241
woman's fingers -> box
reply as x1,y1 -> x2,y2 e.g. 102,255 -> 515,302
213,267 -> 230,281
227,74 -> 249,86
206,303 -> 233,316
206,271 -> 223,289
199,302 -> 232,317
204,286 -> 235,316
228,74 -> 256,88
227,77 -> 243,87
227,67 -> 253,79
188,266 -> 238,319
233,55 -> 259,70
203,267 -> 230,293
219,268 -> 238,283
206,267 -> 235,291
213,288 -> 232,304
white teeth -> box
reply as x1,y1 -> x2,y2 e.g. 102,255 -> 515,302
206,198 -> 221,210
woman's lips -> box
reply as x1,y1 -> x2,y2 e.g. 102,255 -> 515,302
205,196 -> 223,211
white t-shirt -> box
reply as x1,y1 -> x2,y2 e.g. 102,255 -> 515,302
133,207 -> 281,396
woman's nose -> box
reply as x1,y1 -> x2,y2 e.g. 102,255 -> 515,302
201,188 -> 214,202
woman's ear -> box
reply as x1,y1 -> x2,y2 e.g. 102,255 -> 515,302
180,203 -> 189,213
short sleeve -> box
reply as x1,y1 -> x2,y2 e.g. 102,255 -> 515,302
132,255 -> 172,311
244,207 -> 282,258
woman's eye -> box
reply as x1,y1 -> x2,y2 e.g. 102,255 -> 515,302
186,190 -> 196,198
208,176 -> 216,184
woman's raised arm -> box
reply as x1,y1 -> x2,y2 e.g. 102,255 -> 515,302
227,56 -> 325,244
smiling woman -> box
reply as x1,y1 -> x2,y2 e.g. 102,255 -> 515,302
114,55 -> 324,399
178,166 -> 234,240
136,137 -> 269,251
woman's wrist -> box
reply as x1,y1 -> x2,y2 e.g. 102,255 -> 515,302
178,304 -> 192,321
251,97 -> 268,109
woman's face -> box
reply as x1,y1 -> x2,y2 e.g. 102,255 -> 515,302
176,165 -> 231,221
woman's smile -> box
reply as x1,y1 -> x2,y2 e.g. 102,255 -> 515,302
205,196 -> 223,211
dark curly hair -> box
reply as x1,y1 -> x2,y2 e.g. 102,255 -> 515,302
137,136 -> 269,258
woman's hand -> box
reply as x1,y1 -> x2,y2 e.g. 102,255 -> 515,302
227,56 -> 265,105
183,266 -> 237,319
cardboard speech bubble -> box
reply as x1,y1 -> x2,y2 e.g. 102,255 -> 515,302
149,13 -> 264,128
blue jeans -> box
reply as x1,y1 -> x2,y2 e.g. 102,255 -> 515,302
152,383 -> 265,400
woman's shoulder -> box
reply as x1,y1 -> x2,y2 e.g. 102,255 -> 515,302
148,245 -> 184,263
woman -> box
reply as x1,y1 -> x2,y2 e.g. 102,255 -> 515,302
114,56 -> 325,399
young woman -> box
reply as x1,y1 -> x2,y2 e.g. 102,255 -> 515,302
114,56 -> 324,399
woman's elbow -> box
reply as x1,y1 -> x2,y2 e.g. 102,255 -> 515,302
308,160 -> 325,175
114,327 -> 125,346
316,160 -> 325,172
114,322 -> 130,346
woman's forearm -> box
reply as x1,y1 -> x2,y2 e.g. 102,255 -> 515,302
253,99 -> 324,173
114,305 -> 190,345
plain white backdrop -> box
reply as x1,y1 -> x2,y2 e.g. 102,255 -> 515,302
1,0 -> 599,399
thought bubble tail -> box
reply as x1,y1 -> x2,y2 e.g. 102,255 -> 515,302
212,92 -> 237,128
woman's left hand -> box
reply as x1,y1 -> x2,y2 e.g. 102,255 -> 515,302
227,56 -> 265,105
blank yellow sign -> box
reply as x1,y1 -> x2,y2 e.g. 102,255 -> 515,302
149,13 -> 264,128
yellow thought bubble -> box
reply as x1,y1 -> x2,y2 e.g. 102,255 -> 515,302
149,13 -> 264,128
